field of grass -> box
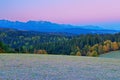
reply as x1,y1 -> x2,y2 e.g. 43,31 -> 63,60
99,51 -> 120,59
0,54 -> 120,80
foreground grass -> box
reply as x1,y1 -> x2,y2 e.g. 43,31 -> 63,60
100,51 -> 120,59
0,54 -> 120,80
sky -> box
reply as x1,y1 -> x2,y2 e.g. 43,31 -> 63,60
0,0 -> 120,29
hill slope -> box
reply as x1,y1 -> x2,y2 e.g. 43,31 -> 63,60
100,51 -> 120,59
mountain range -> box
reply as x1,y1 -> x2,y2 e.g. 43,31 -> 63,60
0,20 -> 119,34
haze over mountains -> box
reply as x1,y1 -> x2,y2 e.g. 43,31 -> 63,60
0,20 -> 119,34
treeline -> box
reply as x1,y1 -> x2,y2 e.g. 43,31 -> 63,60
0,28 -> 120,56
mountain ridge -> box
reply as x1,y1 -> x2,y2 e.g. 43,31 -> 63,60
0,20 -> 119,34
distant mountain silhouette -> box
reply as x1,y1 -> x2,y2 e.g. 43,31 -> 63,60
0,20 -> 118,34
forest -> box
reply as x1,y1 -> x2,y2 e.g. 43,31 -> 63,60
0,28 -> 120,57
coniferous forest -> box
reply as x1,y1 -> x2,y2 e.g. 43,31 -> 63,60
0,28 -> 120,57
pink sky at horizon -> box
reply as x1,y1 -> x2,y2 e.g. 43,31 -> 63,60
0,0 -> 120,26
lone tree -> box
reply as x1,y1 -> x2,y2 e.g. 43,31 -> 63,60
112,42 -> 119,51
35,50 -> 47,54
87,50 -> 98,57
76,51 -> 81,56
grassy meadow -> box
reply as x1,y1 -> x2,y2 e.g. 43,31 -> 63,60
0,54 -> 120,80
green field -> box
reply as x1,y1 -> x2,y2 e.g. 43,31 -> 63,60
0,54 -> 120,80
99,51 -> 120,59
